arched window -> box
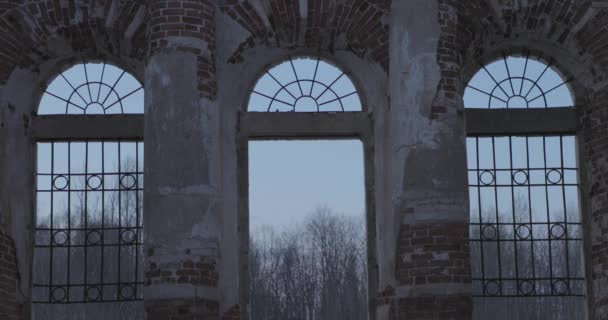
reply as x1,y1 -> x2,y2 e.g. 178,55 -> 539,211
39,62 -> 143,115
32,62 -> 144,313
240,56 -> 375,319
464,55 -> 585,319
464,55 -> 573,109
248,57 -> 362,112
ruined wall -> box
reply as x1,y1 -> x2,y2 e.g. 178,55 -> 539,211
2,1 -> 608,320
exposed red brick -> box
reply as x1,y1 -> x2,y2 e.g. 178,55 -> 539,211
0,0 -> 146,84
145,256 -> 219,287
395,295 -> 472,320
396,222 -> 471,286
149,0 -> 217,100
219,0 -> 389,71
0,229 -> 23,320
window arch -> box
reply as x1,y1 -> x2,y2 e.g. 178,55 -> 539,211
464,54 -> 585,315
247,57 -> 362,112
32,61 -> 144,310
39,62 -> 143,115
464,55 -> 574,109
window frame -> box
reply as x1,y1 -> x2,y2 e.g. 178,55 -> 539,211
237,57 -> 378,320
464,54 -> 589,301
31,60 -> 145,305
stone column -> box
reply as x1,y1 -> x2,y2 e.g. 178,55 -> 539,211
143,1 -> 223,318
387,1 -> 472,318
0,69 -> 39,320
581,89 -> 608,320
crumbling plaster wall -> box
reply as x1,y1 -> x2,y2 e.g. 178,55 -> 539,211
3,0 -> 608,320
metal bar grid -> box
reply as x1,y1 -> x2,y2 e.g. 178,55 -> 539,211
467,135 -> 585,297
33,140 -> 144,303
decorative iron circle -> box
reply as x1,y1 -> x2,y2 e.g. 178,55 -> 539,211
120,174 -> 137,190
546,169 -> 563,185
550,224 -> 567,240
51,286 -> 67,302
481,224 -> 498,240
86,175 -> 103,190
52,175 -> 69,191
512,170 -> 529,185
479,170 -> 495,186
518,280 -> 535,296
86,286 -> 101,302
553,279 -> 570,295
86,229 -> 102,246
119,284 -> 136,300
515,224 -> 532,240
52,230 -> 69,246
120,228 -> 137,244
484,280 -> 501,296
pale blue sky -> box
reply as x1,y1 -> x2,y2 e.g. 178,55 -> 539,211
248,140 -> 366,229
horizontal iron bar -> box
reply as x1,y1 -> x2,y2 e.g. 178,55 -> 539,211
32,115 -> 144,140
465,108 -> 579,135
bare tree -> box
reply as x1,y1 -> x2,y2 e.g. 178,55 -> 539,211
250,206 -> 367,320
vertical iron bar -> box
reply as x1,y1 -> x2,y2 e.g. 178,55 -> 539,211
560,135 -> 572,293
135,142 -> 140,297
476,138 -> 486,292
84,141 -> 89,298
509,137 -> 520,295
49,143 -> 54,303
492,137 -> 503,295
542,136 -> 555,294
67,142 -> 71,302
101,141 -> 105,300
526,137 -> 537,293
118,141 -> 122,298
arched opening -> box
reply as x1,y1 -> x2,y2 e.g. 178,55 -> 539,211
464,55 -> 585,320
32,61 -> 145,319
247,57 -> 362,112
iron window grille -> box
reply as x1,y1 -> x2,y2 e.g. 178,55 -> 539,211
465,54 -> 585,298
467,135 -> 584,297
33,62 -> 144,304
33,141 -> 144,303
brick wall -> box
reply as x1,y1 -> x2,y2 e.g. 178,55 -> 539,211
219,0 -> 389,71
0,0 -> 147,85
396,222 -> 471,286
146,256 -> 219,287
394,295 -> 472,320
149,0 -> 217,100
0,229 -> 22,320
